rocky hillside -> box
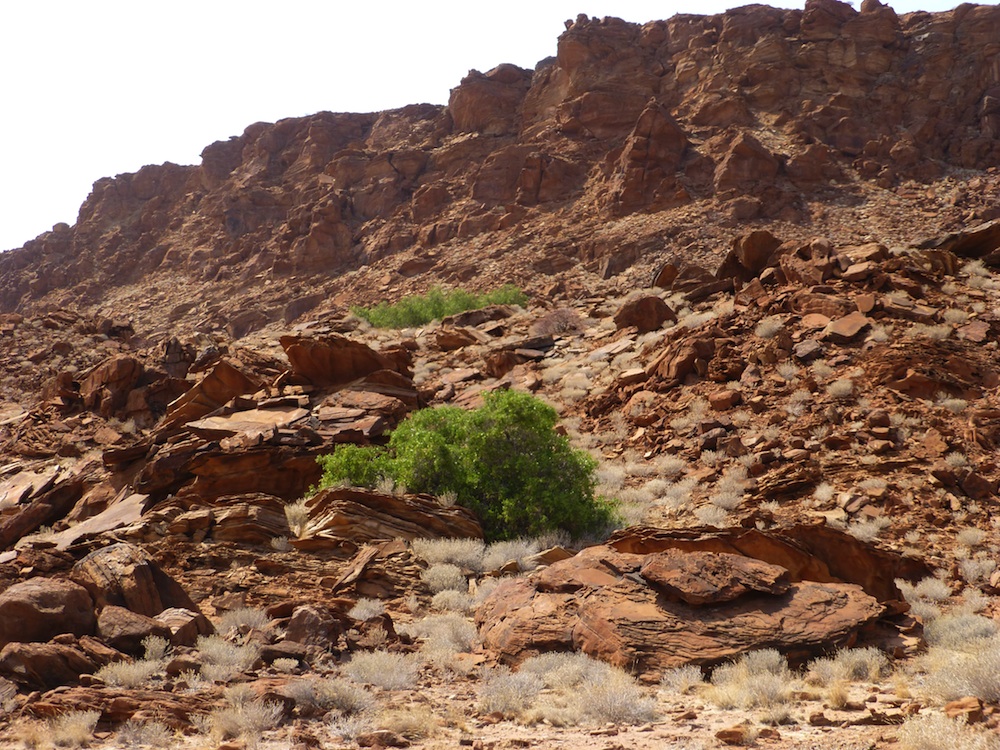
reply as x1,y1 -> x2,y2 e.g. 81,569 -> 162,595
2,0 -> 999,330
3,2 -> 1000,749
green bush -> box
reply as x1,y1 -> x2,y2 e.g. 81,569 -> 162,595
352,285 -> 527,328
316,390 -> 616,541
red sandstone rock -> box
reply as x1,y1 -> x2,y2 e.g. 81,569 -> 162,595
0,578 -> 95,647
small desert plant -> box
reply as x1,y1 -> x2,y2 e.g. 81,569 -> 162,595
272,657 -> 299,673
826,378 -> 854,399
898,711 -> 1000,750
755,316 -> 784,339
957,527 -> 987,548
411,613 -> 479,658
205,685 -> 283,744
694,505 -> 730,527
94,658 -> 163,688
477,666 -> 541,716
807,647 -> 889,685
411,537 -> 486,570
375,707 -> 438,740
945,451 -> 969,468
709,649 -> 793,709
846,516 -> 890,542
348,598 -> 386,621
284,498 -> 310,537
344,650 -> 421,689
116,719 -> 172,748
530,307 -> 585,336
481,538 -> 543,572
196,635 -> 261,680
660,664 -> 705,694
421,563 -> 467,594
218,607 -> 270,633
49,710 -> 101,748
285,676 -> 373,715
352,285 -> 527,328
430,589 -> 474,613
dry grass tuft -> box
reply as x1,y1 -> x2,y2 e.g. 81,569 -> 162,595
344,650 -> 421,689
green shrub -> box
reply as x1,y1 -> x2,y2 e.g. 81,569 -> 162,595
352,285 -> 527,328
316,390 -> 616,541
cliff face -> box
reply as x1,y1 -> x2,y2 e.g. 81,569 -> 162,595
2,0 -> 1000,322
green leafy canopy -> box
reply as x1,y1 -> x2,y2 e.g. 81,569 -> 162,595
315,390 -> 617,541
351,285 -> 527,328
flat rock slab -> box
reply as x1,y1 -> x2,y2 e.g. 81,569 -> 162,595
186,406 -> 310,440
639,549 -> 790,605
477,545 -> 884,682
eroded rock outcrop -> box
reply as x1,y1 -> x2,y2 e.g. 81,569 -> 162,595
476,536 -> 890,681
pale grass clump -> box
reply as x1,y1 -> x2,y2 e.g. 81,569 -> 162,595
898,712 -> 1000,750
421,563 -> 467,594
284,498 -> 310,537
924,613 -> 999,650
205,685 -> 283,745
481,538 -> 542,572
410,537 -> 485,570
272,657 -> 299,673
659,664 -> 705,695
806,647 -> 890,686
94,658 -> 163,688
895,575 -> 952,604
946,451 -> 969,468
283,676 -> 373,716
218,607 -> 271,633
517,653 -> 656,725
826,378 -> 854,400
846,516 -> 890,542
596,464 -> 627,491
410,613 -> 479,659
518,652 -> 613,690
430,589 -> 474,613
811,359 -> 835,379
654,454 -> 687,478
375,706 -> 438,740
48,710 -> 101,748
195,635 -> 261,681
349,598 -> 386,621
942,308 -> 971,325
755,316 -> 784,339
918,634 -> 1000,703
908,323 -> 952,341
959,556 -> 997,585
576,668 -> 658,725
708,650 -> 793,710
116,718 -> 172,748
344,650 -> 421,689
694,505 -> 730,527
957,527 -> 987,548
813,481 -> 835,504
776,361 -> 799,382
477,666 -> 541,716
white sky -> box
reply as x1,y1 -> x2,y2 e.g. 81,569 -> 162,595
0,0 -> 982,252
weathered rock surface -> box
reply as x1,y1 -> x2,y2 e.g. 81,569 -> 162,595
476,542 -> 885,681
73,542 -> 198,618
295,487 -> 482,550
0,578 -> 95,647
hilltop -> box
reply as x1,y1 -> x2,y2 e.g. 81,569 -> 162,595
2,2 -> 1000,748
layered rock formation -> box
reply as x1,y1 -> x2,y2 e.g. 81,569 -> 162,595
1,1 -> 999,336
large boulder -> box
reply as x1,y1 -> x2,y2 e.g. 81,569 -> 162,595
0,642 -> 97,689
0,578 -> 95,647
73,542 -> 199,618
476,544 -> 883,681
293,487 -> 482,551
